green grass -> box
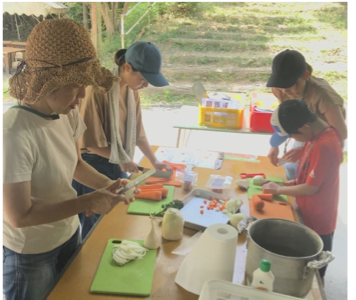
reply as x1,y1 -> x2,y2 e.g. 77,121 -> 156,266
92,2 -> 347,106
139,91 -> 197,107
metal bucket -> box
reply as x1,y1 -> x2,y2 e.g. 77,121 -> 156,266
242,218 -> 334,298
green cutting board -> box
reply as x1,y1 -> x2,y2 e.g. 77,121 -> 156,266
127,185 -> 175,215
91,239 -> 157,296
247,177 -> 287,202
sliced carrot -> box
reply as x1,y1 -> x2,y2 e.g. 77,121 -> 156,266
200,205 -> 204,208
139,183 -> 164,189
139,188 -> 168,198
251,196 -> 265,212
200,210 -> 204,214
162,160 -> 187,170
255,193 -> 273,201
134,190 -> 163,201
203,200 -> 207,204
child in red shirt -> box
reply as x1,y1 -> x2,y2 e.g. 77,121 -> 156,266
263,99 -> 343,283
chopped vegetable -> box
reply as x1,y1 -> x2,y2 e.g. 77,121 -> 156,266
200,210 -> 204,214
135,190 -> 163,201
162,208 -> 184,241
251,196 -> 265,212
203,200 -> 208,204
256,193 -> 273,201
152,200 -> 184,218
139,183 -> 164,189
229,213 -> 248,229
112,240 -> 149,265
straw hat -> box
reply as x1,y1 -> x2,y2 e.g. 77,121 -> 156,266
9,19 -> 116,104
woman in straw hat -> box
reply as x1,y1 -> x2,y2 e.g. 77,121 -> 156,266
72,41 -> 173,239
3,19 -> 138,300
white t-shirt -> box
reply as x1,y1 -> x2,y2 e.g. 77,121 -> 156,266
3,107 -> 86,254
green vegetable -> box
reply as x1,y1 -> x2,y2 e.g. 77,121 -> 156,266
152,200 -> 184,217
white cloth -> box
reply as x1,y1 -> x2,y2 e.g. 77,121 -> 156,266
109,67 -> 136,164
3,107 -> 86,254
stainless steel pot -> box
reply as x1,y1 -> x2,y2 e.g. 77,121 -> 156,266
240,218 -> 334,298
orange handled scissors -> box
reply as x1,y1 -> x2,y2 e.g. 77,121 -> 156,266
239,173 -> 266,179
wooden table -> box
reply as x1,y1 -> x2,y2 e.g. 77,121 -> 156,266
173,105 -> 271,147
3,41 -> 13,47
47,147 -> 326,300
10,41 -> 27,48
3,47 -> 26,74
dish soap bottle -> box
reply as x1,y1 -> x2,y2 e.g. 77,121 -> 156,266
251,259 -> 275,292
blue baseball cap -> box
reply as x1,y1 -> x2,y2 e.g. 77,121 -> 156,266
125,41 -> 169,87
270,100 -> 316,147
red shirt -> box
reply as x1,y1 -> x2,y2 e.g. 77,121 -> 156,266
295,126 -> 343,235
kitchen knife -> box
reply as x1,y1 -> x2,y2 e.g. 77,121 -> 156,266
137,166 -> 172,179
215,152 -> 224,170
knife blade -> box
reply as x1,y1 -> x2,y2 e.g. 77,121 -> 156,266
215,152 -> 224,170
137,166 -> 173,179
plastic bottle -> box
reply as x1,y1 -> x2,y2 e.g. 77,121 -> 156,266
250,259 -> 275,292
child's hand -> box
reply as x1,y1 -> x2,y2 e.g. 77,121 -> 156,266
268,147 -> 279,166
282,146 -> 304,163
262,182 -> 281,195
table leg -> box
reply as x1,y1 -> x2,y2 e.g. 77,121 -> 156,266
176,128 -> 181,148
181,129 -> 187,147
4,54 -> 10,74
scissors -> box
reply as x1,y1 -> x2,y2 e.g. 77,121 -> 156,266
239,173 -> 266,179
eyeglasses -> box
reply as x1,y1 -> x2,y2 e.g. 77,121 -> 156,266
284,137 -> 291,155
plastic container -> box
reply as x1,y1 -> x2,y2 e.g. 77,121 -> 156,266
250,259 -> 275,292
205,175 -> 232,193
249,92 -> 278,133
198,279 -> 302,300
198,93 -> 246,129
183,171 -> 198,191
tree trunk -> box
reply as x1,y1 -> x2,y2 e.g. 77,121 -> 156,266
101,2 -> 115,39
97,2 -> 102,55
83,3 -> 89,30
91,2 -> 98,53
122,2 -> 131,15
112,2 -> 119,32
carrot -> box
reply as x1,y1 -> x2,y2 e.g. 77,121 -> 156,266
251,196 -> 265,212
255,193 -> 273,201
203,200 -> 208,204
139,184 -> 164,189
200,205 -> 204,208
134,191 -> 162,201
137,188 -> 168,198
162,160 -> 187,170
200,210 -> 204,214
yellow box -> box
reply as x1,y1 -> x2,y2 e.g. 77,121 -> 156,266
198,93 -> 245,129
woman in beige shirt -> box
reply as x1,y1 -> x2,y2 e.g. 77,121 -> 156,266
266,49 -> 347,180
73,41 -> 173,239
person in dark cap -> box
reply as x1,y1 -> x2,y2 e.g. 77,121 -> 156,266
266,49 -> 347,180
72,41 -> 173,239
3,19 -> 138,300
263,99 -> 343,285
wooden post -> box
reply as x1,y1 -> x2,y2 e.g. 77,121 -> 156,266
91,2 -> 98,53
97,2 -> 102,55
83,3 -> 89,30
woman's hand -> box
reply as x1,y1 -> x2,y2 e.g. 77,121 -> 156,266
262,182 -> 281,195
152,160 -> 173,172
282,146 -> 304,163
87,179 -> 136,216
267,147 -> 279,166
120,161 -> 139,173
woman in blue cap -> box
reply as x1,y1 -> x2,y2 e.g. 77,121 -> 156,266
72,41 -> 173,239
266,49 -> 347,180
